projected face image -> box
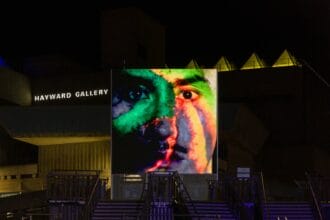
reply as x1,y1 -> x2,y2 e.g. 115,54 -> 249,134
112,69 -> 217,174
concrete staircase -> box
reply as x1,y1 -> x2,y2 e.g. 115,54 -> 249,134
92,200 -> 143,220
91,200 -> 238,220
186,201 -> 237,220
263,202 -> 315,220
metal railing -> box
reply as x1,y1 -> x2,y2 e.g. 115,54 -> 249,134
47,170 -> 106,220
47,170 -> 101,202
0,191 -> 48,220
172,171 -> 199,219
259,171 -> 269,220
210,172 -> 267,219
80,172 -> 106,220
305,172 -> 325,220
139,171 -> 198,219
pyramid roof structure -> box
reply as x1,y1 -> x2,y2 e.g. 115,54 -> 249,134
214,56 -> 235,72
241,53 -> 266,70
186,59 -> 200,69
272,49 -> 300,67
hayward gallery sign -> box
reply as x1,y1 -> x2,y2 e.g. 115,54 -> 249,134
34,89 -> 109,102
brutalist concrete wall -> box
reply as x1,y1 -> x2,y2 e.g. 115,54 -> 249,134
111,173 -> 216,201
180,174 -> 217,201
111,174 -> 144,200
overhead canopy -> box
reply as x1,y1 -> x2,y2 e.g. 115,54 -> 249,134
15,136 -> 110,146
0,106 -> 110,146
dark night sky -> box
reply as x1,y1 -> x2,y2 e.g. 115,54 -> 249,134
0,1 -> 330,79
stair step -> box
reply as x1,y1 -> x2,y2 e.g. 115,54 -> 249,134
264,218 -> 314,220
186,203 -> 236,219
92,201 -> 237,220
263,202 -> 315,220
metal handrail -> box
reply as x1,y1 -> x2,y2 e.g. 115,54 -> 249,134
260,172 -> 267,203
306,172 -> 323,220
139,172 -> 153,218
138,171 -> 199,219
172,171 -> 200,219
260,171 -> 270,220
47,170 -> 101,201
80,172 -> 101,220
217,174 -> 241,218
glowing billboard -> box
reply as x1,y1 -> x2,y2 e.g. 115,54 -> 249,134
112,69 -> 217,174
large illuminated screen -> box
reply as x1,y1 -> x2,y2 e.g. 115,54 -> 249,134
112,69 -> 217,174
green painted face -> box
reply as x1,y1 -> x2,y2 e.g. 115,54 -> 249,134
112,69 -> 175,134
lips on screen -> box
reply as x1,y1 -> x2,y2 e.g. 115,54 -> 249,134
111,69 -> 217,174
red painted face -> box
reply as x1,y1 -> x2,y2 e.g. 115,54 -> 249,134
145,69 -> 217,173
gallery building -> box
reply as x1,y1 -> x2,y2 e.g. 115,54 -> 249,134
0,6 -> 329,220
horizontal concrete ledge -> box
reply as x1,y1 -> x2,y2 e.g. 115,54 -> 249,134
15,136 -> 110,146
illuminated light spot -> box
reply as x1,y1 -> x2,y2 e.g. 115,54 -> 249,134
0,56 -> 8,68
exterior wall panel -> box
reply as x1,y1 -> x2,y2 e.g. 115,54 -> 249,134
38,141 -> 111,181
